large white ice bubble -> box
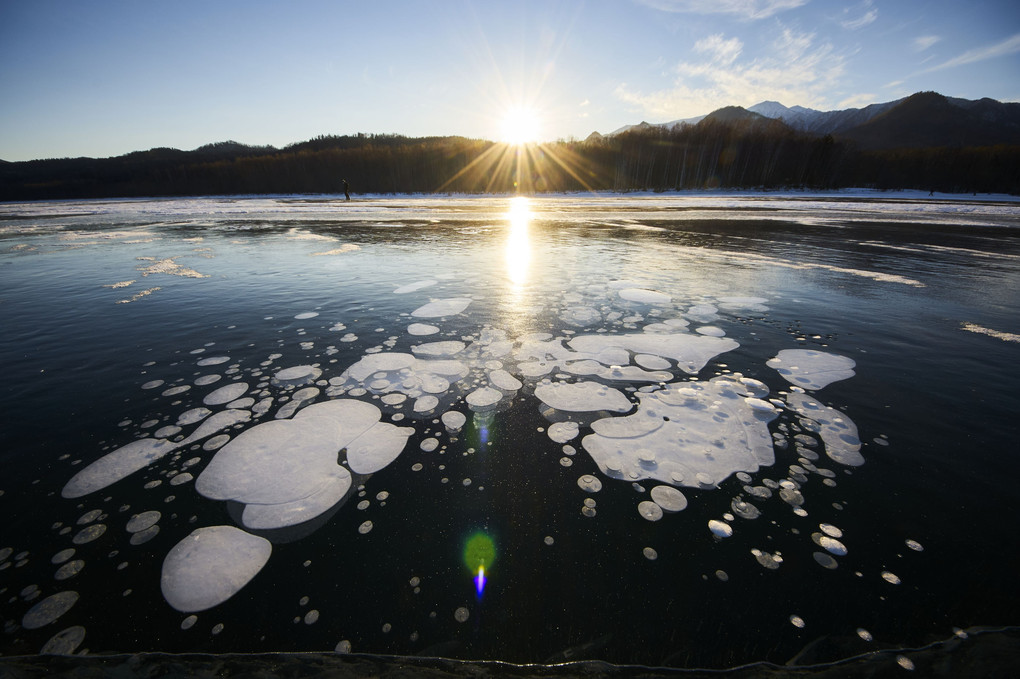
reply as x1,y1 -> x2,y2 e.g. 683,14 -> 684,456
767,349 -> 856,390
582,375 -> 778,488
411,298 -> 471,318
345,421 -> 415,474
160,526 -> 271,612
619,288 -> 671,305
203,382 -> 249,406
62,439 -> 177,499
535,381 -> 633,413
785,393 -> 864,466
567,334 -> 738,375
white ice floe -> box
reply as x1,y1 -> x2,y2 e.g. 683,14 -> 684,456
160,526 -> 271,612
582,375 -> 778,488
767,349 -> 856,390
567,333 -> 737,375
62,438 -> 178,498
408,323 -> 440,336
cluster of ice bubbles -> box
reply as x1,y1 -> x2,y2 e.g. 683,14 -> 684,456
19,282 -> 884,650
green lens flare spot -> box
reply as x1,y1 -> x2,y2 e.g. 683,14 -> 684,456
463,532 -> 495,571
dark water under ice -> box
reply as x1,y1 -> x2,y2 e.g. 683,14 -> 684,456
1,192 -> 1018,668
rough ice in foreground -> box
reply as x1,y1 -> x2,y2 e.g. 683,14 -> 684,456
535,381 -> 633,413
582,375 -> 778,488
785,393 -> 864,466
410,298 -> 471,318
160,526 -> 271,612
767,349 -> 856,390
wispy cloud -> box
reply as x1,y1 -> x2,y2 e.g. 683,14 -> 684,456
614,27 -> 846,119
924,32 -> 1020,72
841,8 -> 877,30
912,35 -> 941,52
635,0 -> 809,21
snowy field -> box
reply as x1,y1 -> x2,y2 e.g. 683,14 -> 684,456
0,193 -> 1018,668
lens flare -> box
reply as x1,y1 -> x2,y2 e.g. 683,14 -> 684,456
475,565 -> 487,596
464,532 -> 495,598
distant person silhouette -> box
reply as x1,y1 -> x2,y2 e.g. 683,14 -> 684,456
343,179 -> 351,201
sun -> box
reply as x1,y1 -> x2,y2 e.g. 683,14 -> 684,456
500,106 -> 542,145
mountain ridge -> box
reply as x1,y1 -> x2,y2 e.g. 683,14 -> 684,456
608,92 -> 1020,150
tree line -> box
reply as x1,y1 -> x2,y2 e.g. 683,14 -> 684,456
2,123 -> 1018,201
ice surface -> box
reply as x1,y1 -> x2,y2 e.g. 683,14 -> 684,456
582,375 -> 778,488
767,349 -> 856,390
394,280 -> 437,294
160,526 -> 271,612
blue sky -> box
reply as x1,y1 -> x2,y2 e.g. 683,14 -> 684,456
1,0 -> 1018,161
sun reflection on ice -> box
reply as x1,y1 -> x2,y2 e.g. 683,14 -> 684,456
505,196 -> 532,289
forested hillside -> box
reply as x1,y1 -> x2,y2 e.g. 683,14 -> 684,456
2,121 -> 1018,200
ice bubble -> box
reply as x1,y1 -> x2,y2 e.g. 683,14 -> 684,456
358,521 -> 373,534
51,549 -> 75,565
785,393 -> 863,466
203,382 -> 249,406
63,438 -> 177,498
751,549 -> 783,569
411,298 -> 471,318
881,571 -> 901,585
577,475 -> 603,493
414,395 -> 440,412
708,519 -> 733,538
819,523 -> 843,538
394,280 -> 437,294
544,536 -> 555,545
568,333 -> 738,376
155,425 -> 182,439
896,655 -> 915,671
715,570 -> 729,582
412,341 -> 466,357
178,407 -> 212,425
408,323 -> 440,336
635,354 -> 671,370
77,509 -> 102,525
489,369 -> 523,392
454,607 -> 470,623
548,421 -> 580,443
55,560 -> 85,581
211,623 -> 224,635
197,356 -> 231,367
813,552 -> 839,569
181,615 -> 197,630
273,365 -> 322,386
905,539 -> 924,552
160,526 -> 271,612
442,410 -> 467,431
466,386 -> 503,410
560,306 -> 602,327
179,409 -> 250,446
40,625 -> 86,655
695,326 -> 726,337
129,525 -> 160,545
650,485 -> 687,512
535,381 -> 633,413
126,511 -> 161,533
789,615 -> 806,628
142,380 -> 164,390
294,312 -> 319,319
857,628 -> 873,642
72,524 -> 106,545
638,501 -> 663,521
767,349 -> 856,390
202,436 -> 229,451
643,547 -> 658,560
584,376 -> 776,488
195,374 -> 222,386
162,385 -> 191,397
304,610 -> 319,625
718,296 -> 769,312
22,591 -> 79,629
730,498 -> 761,520
619,288 -> 671,305
818,536 -> 847,556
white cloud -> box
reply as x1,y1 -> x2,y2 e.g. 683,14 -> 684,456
836,93 -> 877,109
841,8 -> 877,30
912,35 -> 941,52
635,0 -> 809,21
614,27 -> 846,119
694,34 -> 744,65
925,32 -> 1020,72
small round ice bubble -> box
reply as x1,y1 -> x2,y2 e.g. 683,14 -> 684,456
454,607 -> 470,623
708,519 -> 733,538
637,501 -> 663,522
650,485 -> 687,512
577,475 -> 602,493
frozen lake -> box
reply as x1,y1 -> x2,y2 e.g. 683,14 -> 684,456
1,192 -> 1018,668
